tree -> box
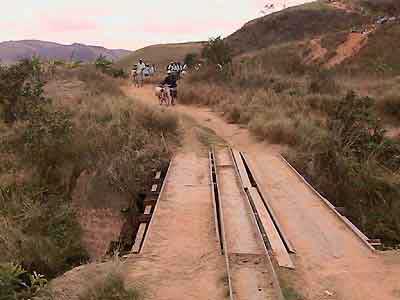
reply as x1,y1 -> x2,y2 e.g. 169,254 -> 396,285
201,37 -> 232,66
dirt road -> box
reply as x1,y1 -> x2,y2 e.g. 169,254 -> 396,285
124,85 -> 400,300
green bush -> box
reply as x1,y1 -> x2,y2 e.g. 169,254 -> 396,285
0,60 -> 43,123
184,53 -> 199,67
0,263 -> 51,300
202,36 -> 232,66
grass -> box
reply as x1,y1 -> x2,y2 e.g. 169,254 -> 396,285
79,272 -> 140,300
343,25 -> 400,75
282,287 -> 303,300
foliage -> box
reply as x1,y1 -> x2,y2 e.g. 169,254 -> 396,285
202,37 -> 232,66
95,55 -> 126,78
95,55 -> 113,73
377,94 -> 400,119
0,59 -> 43,123
308,70 -> 339,95
0,263 -> 51,300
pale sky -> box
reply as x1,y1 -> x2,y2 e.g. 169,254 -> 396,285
0,0 -> 314,50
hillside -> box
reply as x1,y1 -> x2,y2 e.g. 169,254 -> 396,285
116,42 -> 204,69
226,1 -> 370,55
0,40 -> 132,64
224,0 -> 400,76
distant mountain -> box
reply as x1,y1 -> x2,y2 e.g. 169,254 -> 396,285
0,40 -> 132,64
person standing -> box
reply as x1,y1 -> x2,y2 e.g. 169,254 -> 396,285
136,59 -> 146,87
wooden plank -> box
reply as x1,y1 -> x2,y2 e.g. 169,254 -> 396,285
231,149 -> 252,188
143,199 -> 156,207
155,171 -> 161,180
140,160 -> 173,253
151,184 -> 158,192
144,205 -> 152,215
228,149 -> 286,300
242,153 -> 296,254
279,154 -> 376,252
248,188 -> 295,269
138,215 -> 151,223
131,223 -> 147,253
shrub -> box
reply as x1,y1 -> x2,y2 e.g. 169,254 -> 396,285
184,53 -> 199,67
377,94 -> 400,119
0,263 -> 51,300
308,70 -> 338,94
0,59 -> 42,123
202,37 -> 232,66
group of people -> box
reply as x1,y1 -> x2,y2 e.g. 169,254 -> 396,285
131,59 -> 156,87
132,59 -> 184,106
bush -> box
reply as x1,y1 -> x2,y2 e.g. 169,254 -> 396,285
0,60 -> 43,123
184,53 -> 199,67
377,94 -> 400,119
202,37 -> 232,66
308,70 -> 338,94
0,263 -> 51,300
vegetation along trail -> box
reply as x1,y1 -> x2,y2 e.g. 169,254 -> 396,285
125,84 -> 400,300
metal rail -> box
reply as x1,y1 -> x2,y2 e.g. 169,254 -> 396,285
229,148 -> 285,300
241,152 -> 296,254
209,147 -> 235,300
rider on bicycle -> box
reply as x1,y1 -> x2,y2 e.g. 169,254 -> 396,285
160,70 -> 178,105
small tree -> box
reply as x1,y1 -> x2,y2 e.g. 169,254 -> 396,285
95,55 -> 113,72
201,37 -> 232,66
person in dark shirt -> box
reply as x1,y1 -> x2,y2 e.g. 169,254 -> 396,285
160,71 -> 178,105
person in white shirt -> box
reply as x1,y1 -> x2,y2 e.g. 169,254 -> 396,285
136,59 -> 146,87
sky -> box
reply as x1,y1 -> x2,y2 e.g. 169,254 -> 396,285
0,0 -> 314,50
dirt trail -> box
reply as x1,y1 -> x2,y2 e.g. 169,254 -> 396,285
328,1 -> 354,13
304,38 -> 327,64
325,32 -> 368,68
124,85 -> 400,300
